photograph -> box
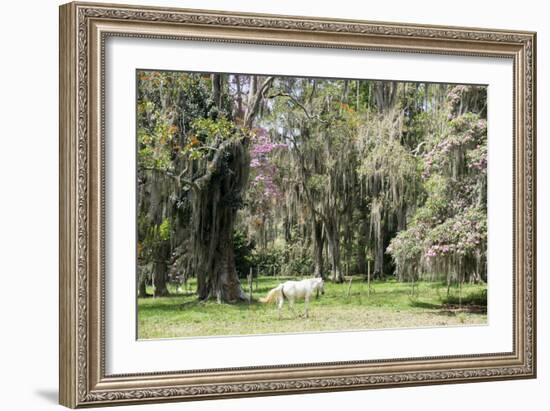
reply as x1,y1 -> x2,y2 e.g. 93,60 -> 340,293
136,71 -> 488,339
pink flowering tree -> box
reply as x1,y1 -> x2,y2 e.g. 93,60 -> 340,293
387,85 -> 487,286
245,127 -> 288,245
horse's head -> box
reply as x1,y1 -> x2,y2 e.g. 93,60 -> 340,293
316,278 -> 325,295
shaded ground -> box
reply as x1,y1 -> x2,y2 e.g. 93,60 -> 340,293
138,277 -> 487,339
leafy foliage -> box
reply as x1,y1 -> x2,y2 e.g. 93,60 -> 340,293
136,71 -> 488,303
387,86 -> 487,284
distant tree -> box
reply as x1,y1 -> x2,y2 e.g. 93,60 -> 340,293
265,78 -> 361,282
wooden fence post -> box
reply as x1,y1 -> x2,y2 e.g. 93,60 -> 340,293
346,277 -> 353,298
248,267 -> 253,304
367,260 -> 371,297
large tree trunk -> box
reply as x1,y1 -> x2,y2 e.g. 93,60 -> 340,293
312,218 -> 324,278
196,214 -> 243,302
192,139 -> 250,303
284,213 -> 292,243
356,218 -> 369,275
373,81 -> 398,111
374,239 -> 384,279
325,220 -> 344,282
137,267 -> 149,298
211,74 -> 223,109
153,242 -> 170,297
371,201 -> 385,279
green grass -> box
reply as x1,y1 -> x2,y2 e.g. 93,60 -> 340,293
138,276 -> 487,339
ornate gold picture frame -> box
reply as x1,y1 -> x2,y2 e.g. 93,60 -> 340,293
59,1 -> 536,408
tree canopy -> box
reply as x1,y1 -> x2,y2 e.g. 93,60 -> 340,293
136,71 -> 487,302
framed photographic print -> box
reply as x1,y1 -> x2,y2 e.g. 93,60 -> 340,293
59,1 -> 537,408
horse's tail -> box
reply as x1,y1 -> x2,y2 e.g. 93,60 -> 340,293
260,284 -> 283,304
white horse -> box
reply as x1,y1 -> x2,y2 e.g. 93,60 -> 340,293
260,278 -> 325,318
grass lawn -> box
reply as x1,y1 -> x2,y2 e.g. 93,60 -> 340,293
138,276 -> 487,339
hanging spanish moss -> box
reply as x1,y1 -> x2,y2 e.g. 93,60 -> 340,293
136,71 -> 487,308
358,108 -> 422,278
387,86 -> 487,286
191,137 -> 251,302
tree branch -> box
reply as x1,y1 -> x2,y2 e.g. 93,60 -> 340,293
244,76 -> 274,128
193,137 -> 242,190
411,141 -> 426,156
267,92 -> 327,123
141,166 -> 199,191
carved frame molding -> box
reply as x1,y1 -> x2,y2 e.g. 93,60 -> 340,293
59,2 -> 536,407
